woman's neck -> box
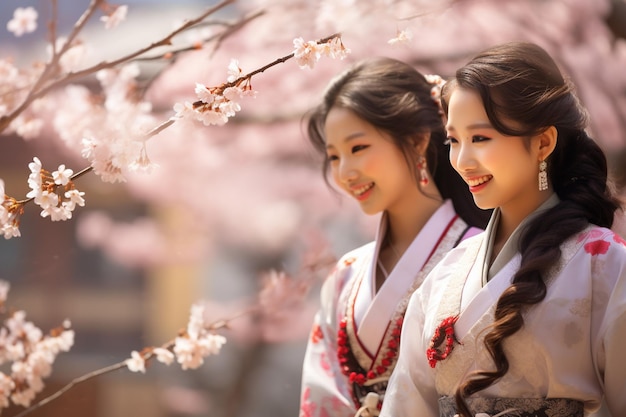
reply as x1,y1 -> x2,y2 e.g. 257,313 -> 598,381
494,192 -> 556,258
385,196 -> 444,255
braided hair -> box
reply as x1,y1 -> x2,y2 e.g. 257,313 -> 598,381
440,42 -> 621,417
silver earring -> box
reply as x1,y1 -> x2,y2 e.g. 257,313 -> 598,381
538,160 -> 548,191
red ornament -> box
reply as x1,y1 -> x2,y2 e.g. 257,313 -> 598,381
336,316 -> 403,386
426,315 -> 459,368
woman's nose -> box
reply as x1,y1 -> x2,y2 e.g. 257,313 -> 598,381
337,158 -> 358,183
451,143 -> 477,173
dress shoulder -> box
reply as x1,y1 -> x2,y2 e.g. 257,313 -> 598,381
319,241 -> 376,303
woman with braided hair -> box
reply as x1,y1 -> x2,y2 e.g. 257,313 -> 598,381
298,57 -> 491,417
380,42 -> 626,417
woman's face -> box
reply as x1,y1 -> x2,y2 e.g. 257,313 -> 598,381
324,107 -> 417,216
445,87 -> 545,221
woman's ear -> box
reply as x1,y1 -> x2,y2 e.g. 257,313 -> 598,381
413,132 -> 431,156
537,126 -> 557,161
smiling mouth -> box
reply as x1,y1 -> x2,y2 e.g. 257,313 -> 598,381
467,175 -> 492,187
352,183 -> 374,197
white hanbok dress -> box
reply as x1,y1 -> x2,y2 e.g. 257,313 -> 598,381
299,200 -> 480,417
381,194 -> 626,417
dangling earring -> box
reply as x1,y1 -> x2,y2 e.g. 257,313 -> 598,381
538,160 -> 548,191
417,156 -> 429,186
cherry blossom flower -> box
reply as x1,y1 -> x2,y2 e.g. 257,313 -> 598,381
388,28 -> 413,46
64,189 -> 86,211
125,351 -> 146,373
26,157 -> 43,193
293,37 -> 321,69
0,220 -> 20,240
21,157 -> 86,223
153,348 -> 175,365
0,373 -> 15,408
321,36 -> 351,60
35,191 -> 59,211
194,83 -> 216,104
172,304 -> 227,370
100,5 -> 128,30
227,59 -> 243,82
0,289 -> 74,410
6,7 -> 38,37
52,165 -> 73,186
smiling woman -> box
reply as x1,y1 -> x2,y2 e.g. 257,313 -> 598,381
380,41 -> 626,417
298,56 -> 490,417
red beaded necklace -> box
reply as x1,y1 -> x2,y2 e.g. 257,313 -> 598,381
426,315 -> 459,368
337,315 -> 404,386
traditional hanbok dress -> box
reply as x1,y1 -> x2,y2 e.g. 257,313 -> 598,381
299,200 -> 480,417
381,193 -> 626,417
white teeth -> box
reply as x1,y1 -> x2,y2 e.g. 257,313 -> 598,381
353,183 -> 373,196
467,175 -> 492,187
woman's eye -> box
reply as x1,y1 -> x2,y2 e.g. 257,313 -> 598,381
444,137 -> 458,145
351,144 -> 368,153
327,154 -> 339,162
472,135 -> 490,143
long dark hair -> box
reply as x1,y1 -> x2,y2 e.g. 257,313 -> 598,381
441,42 -> 621,417
307,56 -> 490,228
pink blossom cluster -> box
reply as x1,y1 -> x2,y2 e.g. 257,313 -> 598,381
0,180 -> 21,239
0,281 -> 75,410
26,157 -> 86,222
75,64 -> 160,183
292,35 -> 350,69
174,34 -> 350,126
0,157 -> 87,239
125,303 -> 227,373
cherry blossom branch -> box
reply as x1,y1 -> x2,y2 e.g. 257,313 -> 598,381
0,32 -> 349,238
137,9 -> 267,62
19,0 -> 102,111
192,32 -> 341,108
9,310 -> 251,417
10,362 -> 124,417
15,166 -> 93,205
0,0 -> 237,133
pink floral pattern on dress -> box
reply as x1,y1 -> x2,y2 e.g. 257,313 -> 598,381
584,239 -> 610,256
613,232 -> 626,247
311,323 -> 323,344
320,351 -> 333,376
299,387 -> 316,417
577,228 -> 605,243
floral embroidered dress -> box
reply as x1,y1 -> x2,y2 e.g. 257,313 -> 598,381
299,200 -> 480,417
380,194 -> 626,417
